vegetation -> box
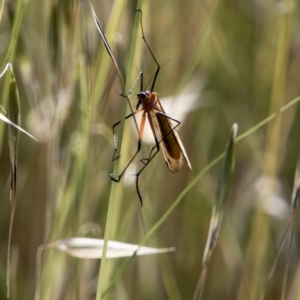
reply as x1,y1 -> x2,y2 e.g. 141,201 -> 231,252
0,0 -> 300,299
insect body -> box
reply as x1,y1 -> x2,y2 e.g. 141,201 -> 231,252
110,10 -> 192,205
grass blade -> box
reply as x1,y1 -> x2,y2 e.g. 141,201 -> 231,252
6,67 -> 20,299
202,123 -> 238,266
1,63 -> 37,298
90,1 -> 124,87
55,238 -> 175,259
0,0 -> 5,22
0,112 -> 38,140
94,1 -> 142,299
193,123 -> 238,300
279,146 -> 300,299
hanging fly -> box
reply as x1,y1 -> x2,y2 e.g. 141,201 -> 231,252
110,10 -> 192,205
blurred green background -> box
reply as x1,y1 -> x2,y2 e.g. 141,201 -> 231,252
0,0 -> 300,299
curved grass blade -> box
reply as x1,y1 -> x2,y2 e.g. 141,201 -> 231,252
1,64 -> 37,298
6,68 -> 20,299
34,238 -> 174,300
89,0 -> 139,143
193,123 -> 238,300
90,1 -> 124,87
0,112 -> 37,140
202,123 -> 238,266
93,1 -> 142,299
291,155 -> 300,209
54,237 -> 175,259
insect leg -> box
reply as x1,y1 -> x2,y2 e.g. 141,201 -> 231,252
110,112 -> 146,182
154,111 -> 181,144
135,9 -> 160,92
135,113 -> 161,205
111,110 -> 141,162
135,136 -> 160,206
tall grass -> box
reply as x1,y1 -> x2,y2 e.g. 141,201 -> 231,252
0,0 -> 300,299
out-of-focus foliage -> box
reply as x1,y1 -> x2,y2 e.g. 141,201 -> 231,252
0,0 -> 300,299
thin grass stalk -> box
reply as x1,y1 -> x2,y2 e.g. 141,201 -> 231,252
193,124 -> 237,300
0,0 -> 5,21
89,2 -> 124,87
7,70 -> 20,299
259,217 -> 292,300
9,246 -> 19,300
1,0 -> 25,65
95,1 -> 142,299
281,150 -> 300,299
202,124 -> 237,266
281,218 -> 294,300
90,0 -> 128,109
260,150 -> 300,299
193,267 -> 207,300
34,242 -> 58,300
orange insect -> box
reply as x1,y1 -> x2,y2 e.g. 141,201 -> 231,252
110,10 -> 192,205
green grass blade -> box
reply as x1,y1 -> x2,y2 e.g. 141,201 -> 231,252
291,152 -> 300,209
90,1 -> 124,87
6,68 -> 20,299
1,63 -> 36,298
95,1 -> 142,299
202,123 -> 238,266
0,0 -> 5,21
192,124 -> 238,300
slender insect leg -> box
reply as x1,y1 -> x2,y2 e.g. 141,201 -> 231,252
135,113 -> 161,205
155,111 -> 181,129
136,72 -> 144,109
110,112 -> 147,182
140,140 -> 161,165
136,136 -> 160,206
135,9 -> 160,92
110,70 -> 144,180
117,70 -> 144,150
119,93 -> 140,141
139,72 -> 143,93
111,110 -> 141,161
112,69 -> 144,162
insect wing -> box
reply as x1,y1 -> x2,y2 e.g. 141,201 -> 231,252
148,98 -> 192,172
148,110 -> 182,172
170,124 -> 192,170
156,97 -> 192,170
